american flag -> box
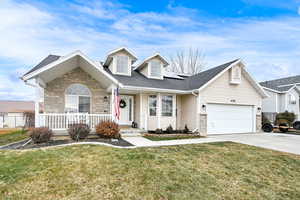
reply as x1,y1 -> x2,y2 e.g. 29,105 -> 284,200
114,88 -> 121,120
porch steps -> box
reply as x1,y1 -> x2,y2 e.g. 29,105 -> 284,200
120,128 -> 146,137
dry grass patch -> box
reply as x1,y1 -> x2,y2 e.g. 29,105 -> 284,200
0,130 -> 28,146
0,142 -> 300,199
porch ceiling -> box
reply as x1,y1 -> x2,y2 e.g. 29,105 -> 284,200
38,55 -> 114,88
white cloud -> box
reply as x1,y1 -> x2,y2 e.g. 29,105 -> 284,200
1,0 -> 300,100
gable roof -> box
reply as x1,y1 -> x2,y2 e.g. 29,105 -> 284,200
23,55 -> 60,76
105,59 -> 239,91
260,75 -> 300,92
22,51 -> 120,85
187,59 -> 238,90
135,53 -> 169,71
103,47 -> 138,67
22,50 -> 266,96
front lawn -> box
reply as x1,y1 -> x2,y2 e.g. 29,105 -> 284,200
0,130 -> 28,146
144,134 -> 202,141
0,142 -> 300,199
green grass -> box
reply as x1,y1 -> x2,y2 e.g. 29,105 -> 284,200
0,142 -> 300,199
144,135 -> 202,141
0,130 -> 28,146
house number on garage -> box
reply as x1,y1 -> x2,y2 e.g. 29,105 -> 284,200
230,99 -> 236,103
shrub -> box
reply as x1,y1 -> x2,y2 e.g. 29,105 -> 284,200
165,125 -> 173,134
183,125 -> 189,134
155,128 -> 163,134
29,127 -> 53,143
95,120 -> 120,139
275,111 -> 296,126
68,123 -> 90,141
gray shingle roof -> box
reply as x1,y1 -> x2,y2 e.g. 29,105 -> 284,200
23,55 -> 60,76
106,59 -> 238,90
260,75 -> 300,92
24,53 -> 238,91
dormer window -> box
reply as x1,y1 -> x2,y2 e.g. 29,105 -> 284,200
104,47 -> 137,76
150,60 -> 162,78
136,54 -> 168,80
116,55 -> 129,74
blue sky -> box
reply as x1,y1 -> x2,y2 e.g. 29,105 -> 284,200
1,0 -> 300,100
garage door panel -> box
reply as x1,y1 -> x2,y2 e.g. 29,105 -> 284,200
207,104 -> 254,134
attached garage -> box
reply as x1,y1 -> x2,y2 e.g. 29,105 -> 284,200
207,104 -> 255,134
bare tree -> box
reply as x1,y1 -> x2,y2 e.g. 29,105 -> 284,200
168,48 -> 206,75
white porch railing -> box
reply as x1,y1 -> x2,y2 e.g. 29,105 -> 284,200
38,113 -> 112,130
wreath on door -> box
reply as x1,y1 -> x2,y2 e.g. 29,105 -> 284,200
119,99 -> 127,108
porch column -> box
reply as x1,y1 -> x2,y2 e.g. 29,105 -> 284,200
110,85 -> 119,123
35,78 -> 40,127
157,93 -> 161,129
110,86 -> 115,122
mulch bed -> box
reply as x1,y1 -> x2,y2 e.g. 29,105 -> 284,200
144,133 -> 201,138
0,135 -> 133,150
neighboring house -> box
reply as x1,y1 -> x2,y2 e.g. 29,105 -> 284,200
260,76 -> 300,122
21,47 -> 267,136
0,101 -> 35,128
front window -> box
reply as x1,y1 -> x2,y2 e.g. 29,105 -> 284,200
116,55 -> 129,74
161,95 -> 173,116
150,60 -> 161,77
149,95 -> 157,116
65,84 -> 91,113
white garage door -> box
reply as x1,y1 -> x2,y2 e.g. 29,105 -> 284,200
207,104 -> 254,135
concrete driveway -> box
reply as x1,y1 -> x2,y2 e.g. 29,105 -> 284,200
210,133 -> 300,155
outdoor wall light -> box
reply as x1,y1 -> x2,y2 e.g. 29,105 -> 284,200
202,105 -> 206,111
103,96 -> 108,102
257,107 -> 261,111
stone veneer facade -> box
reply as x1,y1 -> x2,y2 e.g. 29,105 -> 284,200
199,114 -> 207,136
44,67 -> 110,114
256,115 -> 262,132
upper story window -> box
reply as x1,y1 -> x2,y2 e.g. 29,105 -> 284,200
116,55 -> 129,74
65,84 -> 91,113
150,60 -> 162,78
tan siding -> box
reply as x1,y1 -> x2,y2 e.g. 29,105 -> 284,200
180,94 -> 197,130
200,68 -> 262,107
140,64 -> 148,77
176,95 -> 182,129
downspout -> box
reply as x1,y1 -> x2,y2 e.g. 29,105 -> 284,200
191,89 -> 199,133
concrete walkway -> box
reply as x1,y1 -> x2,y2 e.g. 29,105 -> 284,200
123,133 -> 300,155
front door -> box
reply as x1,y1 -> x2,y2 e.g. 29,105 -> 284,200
119,95 -> 134,125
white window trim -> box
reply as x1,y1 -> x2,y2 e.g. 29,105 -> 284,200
112,54 -> 132,76
148,61 -> 163,80
161,94 -> 175,117
65,94 -> 92,113
148,95 -> 158,117
230,65 -> 241,84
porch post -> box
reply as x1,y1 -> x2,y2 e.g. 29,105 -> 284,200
111,87 -> 114,122
110,85 -> 117,122
35,78 -> 40,127
157,93 -> 161,129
